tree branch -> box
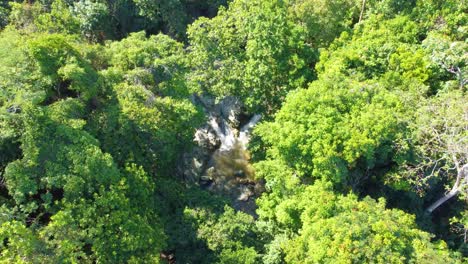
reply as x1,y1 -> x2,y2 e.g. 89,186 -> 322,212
426,164 -> 468,213
359,0 -> 366,22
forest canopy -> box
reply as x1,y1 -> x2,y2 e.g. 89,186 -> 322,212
0,0 -> 467,263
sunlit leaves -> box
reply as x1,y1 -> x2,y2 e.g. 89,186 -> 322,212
188,0 -> 314,113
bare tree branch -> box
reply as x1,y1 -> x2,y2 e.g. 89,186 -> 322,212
427,164 -> 468,213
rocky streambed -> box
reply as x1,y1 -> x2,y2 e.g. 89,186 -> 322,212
178,95 -> 264,216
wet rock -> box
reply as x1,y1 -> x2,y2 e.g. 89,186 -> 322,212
237,185 -> 254,201
178,94 -> 264,216
200,175 -> 212,182
234,170 -> 245,178
219,96 -> 242,127
194,125 -> 220,150
200,175 -> 214,188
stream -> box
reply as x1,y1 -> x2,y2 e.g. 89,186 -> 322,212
178,95 -> 264,215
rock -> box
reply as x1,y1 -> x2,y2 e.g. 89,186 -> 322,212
200,175 -> 214,188
194,126 -> 220,150
205,166 -> 215,176
238,114 -> 261,147
234,170 -> 245,178
254,180 -> 266,194
191,94 -> 216,109
237,193 -> 249,201
208,116 -> 236,151
192,157 -> 203,172
178,147 -> 211,183
219,96 -> 242,127
200,175 -> 212,181
179,94 -> 265,216
237,185 -> 254,201
6,105 -> 21,114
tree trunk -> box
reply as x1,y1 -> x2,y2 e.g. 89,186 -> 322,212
426,189 -> 459,213
426,164 -> 468,213
359,0 -> 367,22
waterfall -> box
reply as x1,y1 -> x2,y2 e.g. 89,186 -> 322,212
209,114 -> 261,151
238,114 -> 261,148
180,95 -> 264,214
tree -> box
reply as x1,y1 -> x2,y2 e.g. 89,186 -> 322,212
422,32 -> 467,90
7,2 -> 43,33
283,187 -> 457,263
363,0 -> 417,18
255,76 -> 408,188
2,102 -> 166,262
35,0 -> 81,35
252,167 -> 456,263
316,15 -> 427,84
252,14 -> 442,191
185,206 -> 259,264
187,0 -> 314,113
1,0 -> 467,261
254,173 -> 458,263
0,220 -> 49,263
27,34 -> 99,102
132,0 -> 187,39
0,1 -> 8,29
404,90 -> 467,213
287,0 -> 360,47
72,0 -> 112,42
6,0 -> 227,41
87,32 -> 203,174
412,0 -> 467,41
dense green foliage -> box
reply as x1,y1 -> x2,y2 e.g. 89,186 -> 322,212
0,0 -> 467,263
187,0 -> 315,113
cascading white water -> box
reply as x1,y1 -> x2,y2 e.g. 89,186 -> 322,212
209,114 -> 261,151
182,96 -> 264,214
238,114 -> 261,148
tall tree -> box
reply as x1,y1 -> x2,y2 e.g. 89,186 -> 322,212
187,0 -> 314,113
